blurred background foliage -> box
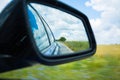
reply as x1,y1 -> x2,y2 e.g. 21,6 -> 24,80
0,45 -> 120,80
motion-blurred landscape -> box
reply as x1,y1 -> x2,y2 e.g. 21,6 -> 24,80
0,44 -> 120,80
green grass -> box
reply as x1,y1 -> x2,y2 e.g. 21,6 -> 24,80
63,41 -> 89,52
0,45 -> 120,80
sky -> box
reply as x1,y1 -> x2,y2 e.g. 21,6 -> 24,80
60,0 -> 120,44
31,3 -> 89,41
0,0 -> 12,13
0,0 -> 120,44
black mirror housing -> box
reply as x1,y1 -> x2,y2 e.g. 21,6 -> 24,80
0,0 -> 96,72
24,0 -> 96,65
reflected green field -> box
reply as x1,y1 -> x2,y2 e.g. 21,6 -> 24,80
63,41 -> 89,51
0,45 -> 120,80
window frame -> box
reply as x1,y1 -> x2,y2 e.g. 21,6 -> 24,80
40,16 -> 55,44
28,4 -> 51,51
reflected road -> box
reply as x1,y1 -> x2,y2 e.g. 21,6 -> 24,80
57,42 -> 73,54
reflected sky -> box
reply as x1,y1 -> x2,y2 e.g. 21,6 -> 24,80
31,3 -> 89,41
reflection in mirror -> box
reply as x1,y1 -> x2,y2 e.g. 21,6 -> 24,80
27,3 -> 90,56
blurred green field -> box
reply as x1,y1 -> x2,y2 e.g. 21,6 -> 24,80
0,45 -> 120,80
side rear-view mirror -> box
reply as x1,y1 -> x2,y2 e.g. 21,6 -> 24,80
24,0 -> 96,65
0,0 -> 96,72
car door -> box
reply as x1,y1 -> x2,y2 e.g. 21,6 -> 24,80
40,16 -> 60,55
28,4 -> 59,56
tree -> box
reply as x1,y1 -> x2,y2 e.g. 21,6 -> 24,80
58,37 -> 66,42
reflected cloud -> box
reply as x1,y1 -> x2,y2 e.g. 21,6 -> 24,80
31,3 -> 88,41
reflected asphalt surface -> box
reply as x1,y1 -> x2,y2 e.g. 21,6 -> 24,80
57,42 -> 73,54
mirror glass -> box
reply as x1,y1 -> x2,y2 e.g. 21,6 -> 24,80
27,3 -> 90,56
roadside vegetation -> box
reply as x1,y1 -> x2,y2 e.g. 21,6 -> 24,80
63,41 -> 89,52
0,44 -> 120,80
